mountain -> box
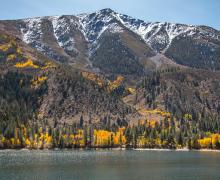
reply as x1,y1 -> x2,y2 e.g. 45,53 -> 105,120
0,8 -> 220,126
1,8 -> 220,74
1,8 -> 220,150
0,29 -> 138,129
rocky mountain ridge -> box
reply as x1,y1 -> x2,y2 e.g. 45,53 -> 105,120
1,8 -> 219,73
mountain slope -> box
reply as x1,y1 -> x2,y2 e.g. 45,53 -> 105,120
1,8 -> 219,72
0,30 -> 138,128
0,8 -> 220,126
130,68 -> 220,119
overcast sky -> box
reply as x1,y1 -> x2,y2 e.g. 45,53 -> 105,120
0,0 -> 219,30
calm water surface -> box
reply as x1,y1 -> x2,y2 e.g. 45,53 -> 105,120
0,149 -> 220,180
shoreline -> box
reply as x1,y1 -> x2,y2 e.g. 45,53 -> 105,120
1,148 -> 220,152
134,148 -> 220,152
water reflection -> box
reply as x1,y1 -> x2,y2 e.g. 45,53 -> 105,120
0,150 -> 220,180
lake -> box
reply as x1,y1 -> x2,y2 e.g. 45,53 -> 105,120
0,149 -> 220,180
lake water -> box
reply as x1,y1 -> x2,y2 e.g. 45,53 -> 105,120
0,149 -> 220,180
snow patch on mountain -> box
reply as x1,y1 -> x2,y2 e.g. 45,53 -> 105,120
77,9 -> 124,43
76,9 -> 199,52
108,23 -> 124,33
51,16 -> 76,51
18,9 -> 220,57
113,13 -> 197,51
20,17 -> 44,51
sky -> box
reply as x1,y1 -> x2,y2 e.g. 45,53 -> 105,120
0,0 -> 219,30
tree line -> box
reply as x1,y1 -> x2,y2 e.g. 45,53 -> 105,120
1,113 -> 220,150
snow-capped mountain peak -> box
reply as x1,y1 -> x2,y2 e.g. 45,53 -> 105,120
112,13 -> 198,52
77,8 -> 123,43
19,8 -> 220,54
75,9 -> 198,52
14,9 -> 220,71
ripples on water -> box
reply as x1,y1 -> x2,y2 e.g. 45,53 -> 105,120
0,149 -> 220,180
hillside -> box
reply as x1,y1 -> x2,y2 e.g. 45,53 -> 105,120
1,9 -> 219,73
0,9 -> 220,149
0,30 -> 137,127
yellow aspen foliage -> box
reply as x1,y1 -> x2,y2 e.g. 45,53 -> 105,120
148,120 -> 157,128
1,136 -> 6,143
183,114 -> 192,120
15,59 -> 39,69
198,138 -> 211,148
82,71 -> 105,87
73,129 -> 84,147
138,108 -> 171,118
127,87 -> 136,94
10,138 -> 15,145
41,132 -> 52,148
108,75 -> 124,92
70,134 -> 75,142
41,62 -> 56,70
15,139 -> 21,146
16,47 -> 22,54
0,43 -> 11,52
93,128 -> 126,147
39,133 -> 44,141
137,136 -> 146,147
155,138 -> 162,146
31,76 -> 47,87
93,130 -> 113,146
25,139 -> 31,147
7,54 -> 16,61
139,119 -> 146,125
198,134 -> 220,148
211,134 -> 220,146
113,127 -> 126,145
